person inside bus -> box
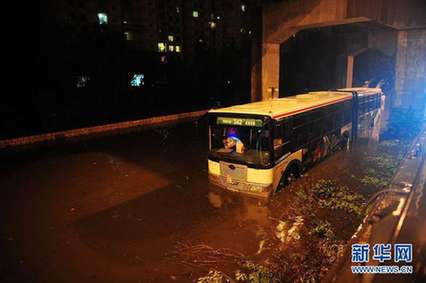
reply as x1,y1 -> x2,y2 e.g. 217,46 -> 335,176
223,127 -> 245,154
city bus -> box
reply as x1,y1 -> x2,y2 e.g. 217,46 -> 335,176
207,88 -> 383,198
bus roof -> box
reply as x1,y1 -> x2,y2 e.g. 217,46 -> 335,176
208,91 -> 348,119
208,88 -> 382,119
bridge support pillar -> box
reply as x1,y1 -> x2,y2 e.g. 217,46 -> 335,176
261,43 -> 280,100
394,29 -> 426,111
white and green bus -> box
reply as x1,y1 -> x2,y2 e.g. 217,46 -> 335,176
207,88 -> 383,198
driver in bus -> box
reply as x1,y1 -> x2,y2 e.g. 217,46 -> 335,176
223,127 -> 245,154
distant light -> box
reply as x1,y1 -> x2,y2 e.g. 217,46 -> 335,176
240,28 -> 245,33
130,74 -> 144,87
198,39 -> 203,43
160,56 -> 167,63
158,42 -> 166,52
168,35 -> 174,42
209,21 -> 216,29
175,46 -> 181,53
193,11 -> 199,18
97,13 -> 108,25
124,31 -> 132,40
168,45 -> 174,52
176,7 -> 180,14
76,75 -> 90,88
216,16 -> 221,20
248,30 -> 252,35
123,20 -> 127,24
241,4 -> 246,12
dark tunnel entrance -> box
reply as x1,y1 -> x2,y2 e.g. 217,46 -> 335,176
279,23 -> 396,97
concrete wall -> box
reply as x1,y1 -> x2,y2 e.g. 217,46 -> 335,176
394,29 -> 426,110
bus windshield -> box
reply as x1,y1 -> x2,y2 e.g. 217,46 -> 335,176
209,124 -> 271,166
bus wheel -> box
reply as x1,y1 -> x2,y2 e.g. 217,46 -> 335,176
277,164 -> 300,192
340,132 -> 350,150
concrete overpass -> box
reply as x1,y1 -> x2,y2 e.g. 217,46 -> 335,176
251,0 -> 426,110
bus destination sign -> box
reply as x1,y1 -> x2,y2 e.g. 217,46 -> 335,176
217,117 -> 263,127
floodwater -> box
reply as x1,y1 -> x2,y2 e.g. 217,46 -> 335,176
0,120 -> 409,283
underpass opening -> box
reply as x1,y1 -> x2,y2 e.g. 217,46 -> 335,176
279,22 -> 397,98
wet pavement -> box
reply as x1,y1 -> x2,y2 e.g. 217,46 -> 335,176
0,121 -> 414,283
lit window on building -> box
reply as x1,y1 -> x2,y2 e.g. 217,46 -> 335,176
241,4 -> 246,12
97,13 -> 108,25
216,16 -> 221,20
130,74 -> 145,87
168,35 -> 174,42
158,42 -> 166,52
176,7 -> 180,13
76,75 -> 90,88
193,11 -> 199,18
168,45 -> 174,52
209,21 -> 216,29
124,31 -> 133,40
175,46 -> 181,53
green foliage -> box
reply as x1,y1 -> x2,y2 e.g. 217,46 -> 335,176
313,179 -> 365,217
235,261 -> 277,283
360,175 -> 388,188
310,221 -> 335,240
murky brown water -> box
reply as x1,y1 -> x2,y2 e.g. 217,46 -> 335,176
0,121 -> 410,283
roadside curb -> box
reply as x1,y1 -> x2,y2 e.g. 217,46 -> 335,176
0,109 -> 208,151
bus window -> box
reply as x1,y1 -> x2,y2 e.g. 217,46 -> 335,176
293,113 -> 307,128
274,120 -> 292,160
333,109 -> 343,130
209,124 -> 271,166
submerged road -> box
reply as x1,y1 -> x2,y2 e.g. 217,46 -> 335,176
0,121 -> 275,283
0,120 -> 420,283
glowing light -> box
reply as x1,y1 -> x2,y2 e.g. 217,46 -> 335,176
193,11 -> 199,18
168,35 -> 174,42
168,45 -> 174,52
158,42 -> 166,52
124,31 -> 132,40
97,13 -> 108,25
209,21 -> 216,29
76,75 -> 90,88
175,46 -> 181,53
241,4 -> 246,12
130,74 -> 145,87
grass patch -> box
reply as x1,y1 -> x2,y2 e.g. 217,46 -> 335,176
310,220 -> 335,240
235,261 -> 277,283
313,179 -> 365,217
